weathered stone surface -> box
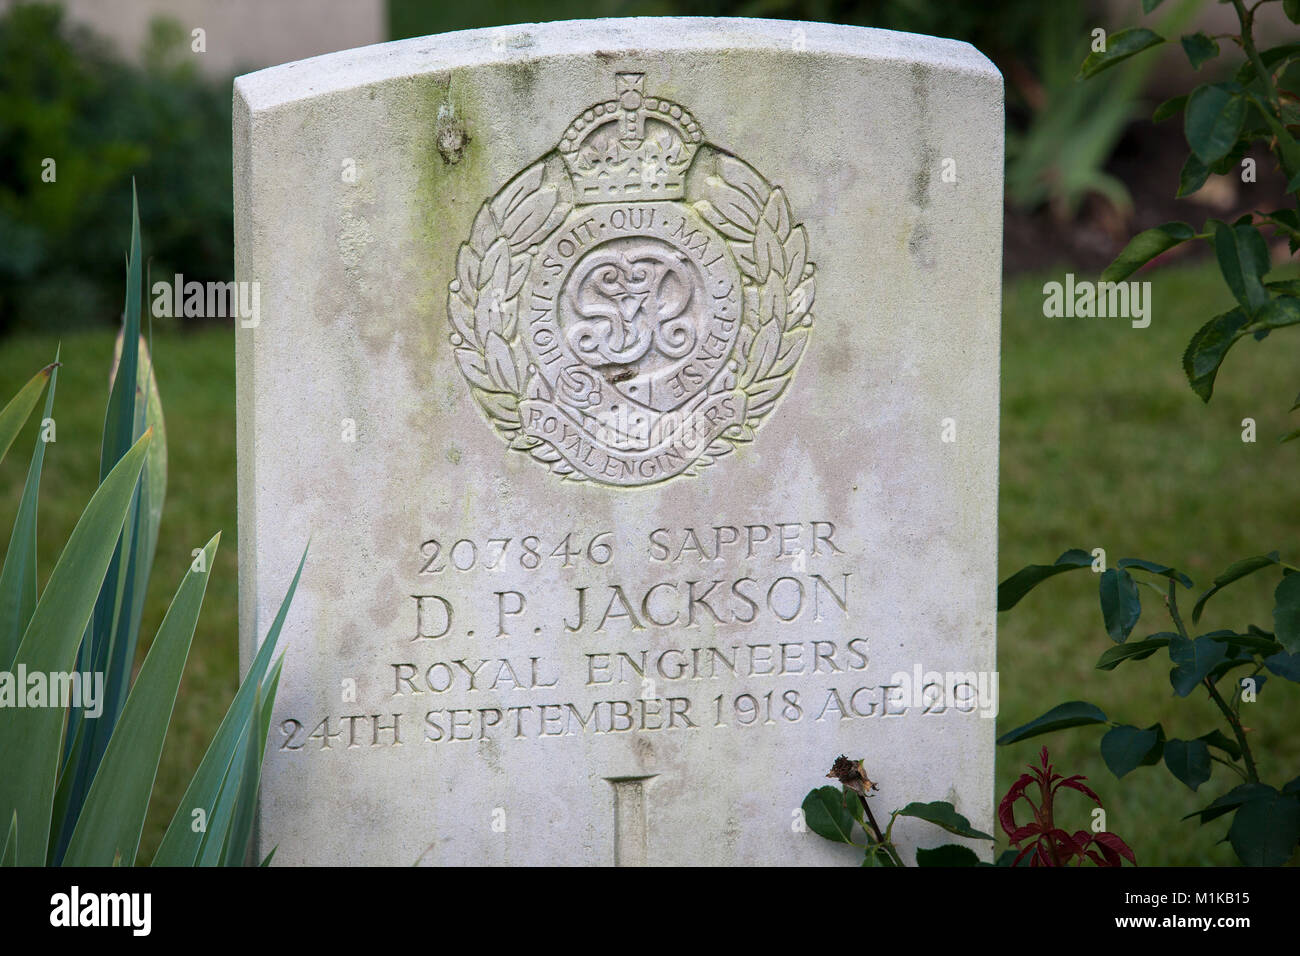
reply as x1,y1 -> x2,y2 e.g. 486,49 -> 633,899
235,17 -> 1002,866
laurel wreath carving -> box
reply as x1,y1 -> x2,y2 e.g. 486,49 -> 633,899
446,160 -> 573,472
688,153 -> 816,472
447,151 -> 816,482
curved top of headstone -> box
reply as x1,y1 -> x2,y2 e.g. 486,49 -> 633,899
234,9 -> 1004,867
234,16 -> 1000,114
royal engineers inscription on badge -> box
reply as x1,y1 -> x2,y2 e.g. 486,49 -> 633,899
447,72 -> 817,486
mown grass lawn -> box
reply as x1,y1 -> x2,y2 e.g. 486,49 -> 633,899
998,260 -> 1299,865
1,258 -> 1297,865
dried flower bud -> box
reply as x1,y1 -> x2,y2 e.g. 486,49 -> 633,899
826,755 -> 877,796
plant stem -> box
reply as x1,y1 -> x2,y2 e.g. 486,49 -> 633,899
1038,775 -> 1063,867
1165,578 -> 1191,640
1208,752 -> 1249,782
1166,580 -> 1260,783
1232,0 -> 1281,113
857,793 -> 904,866
1204,677 -> 1260,783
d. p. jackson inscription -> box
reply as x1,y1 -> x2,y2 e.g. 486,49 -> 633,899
276,521 -> 989,752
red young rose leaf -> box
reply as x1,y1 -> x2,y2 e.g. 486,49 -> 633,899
1090,830 -> 1137,865
1056,774 -> 1104,805
997,748 -> 1133,867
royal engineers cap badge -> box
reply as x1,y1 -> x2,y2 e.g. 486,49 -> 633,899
447,72 -> 816,486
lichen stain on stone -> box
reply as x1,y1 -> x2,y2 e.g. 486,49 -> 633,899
435,102 -> 470,165
394,70 -> 496,418
368,570 -> 401,630
911,143 -> 936,210
909,63 -> 935,210
497,57 -> 541,102
908,220 -> 936,271
909,61 -> 931,107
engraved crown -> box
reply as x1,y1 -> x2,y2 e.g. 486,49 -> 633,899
559,73 -> 703,204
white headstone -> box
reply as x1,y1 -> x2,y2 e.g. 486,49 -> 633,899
235,17 -> 1003,866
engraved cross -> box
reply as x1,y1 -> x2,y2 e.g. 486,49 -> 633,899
606,774 -> 656,866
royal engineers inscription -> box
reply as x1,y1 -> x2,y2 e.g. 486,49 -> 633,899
235,19 -> 1003,865
449,72 -> 814,485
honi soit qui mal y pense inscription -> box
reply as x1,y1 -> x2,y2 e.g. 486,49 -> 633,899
274,73 -> 992,754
